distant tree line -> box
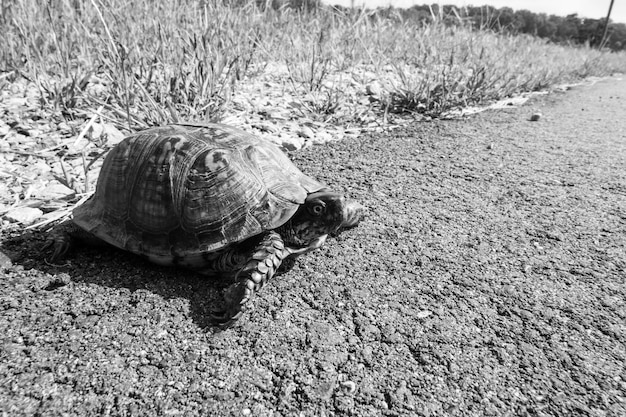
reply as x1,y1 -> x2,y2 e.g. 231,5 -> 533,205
229,1 -> 626,51
369,4 -> 626,51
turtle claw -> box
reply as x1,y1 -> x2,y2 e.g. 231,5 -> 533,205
43,220 -> 84,263
209,281 -> 252,329
43,234 -> 71,264
209,309 -> 244,330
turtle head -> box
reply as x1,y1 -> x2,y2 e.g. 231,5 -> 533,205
280,191 -> 365,248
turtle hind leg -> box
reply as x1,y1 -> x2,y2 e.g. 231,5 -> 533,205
210,231 -> 290,329
44,221 -> 101,263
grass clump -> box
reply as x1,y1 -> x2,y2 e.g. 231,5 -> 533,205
2,0 -> 262,126
1,0 -> 625,126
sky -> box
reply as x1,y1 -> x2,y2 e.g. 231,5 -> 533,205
322,1 -> 626,24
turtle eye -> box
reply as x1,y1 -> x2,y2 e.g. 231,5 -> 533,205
309,202 -> 325,216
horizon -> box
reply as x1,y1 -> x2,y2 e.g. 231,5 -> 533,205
322,1 -> 626,24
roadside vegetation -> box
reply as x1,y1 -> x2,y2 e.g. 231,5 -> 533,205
1,0 -> 624,128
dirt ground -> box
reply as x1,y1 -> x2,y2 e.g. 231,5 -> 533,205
1,76 -> 625,416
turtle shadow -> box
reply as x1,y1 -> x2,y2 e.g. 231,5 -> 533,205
0,229 -> 296,330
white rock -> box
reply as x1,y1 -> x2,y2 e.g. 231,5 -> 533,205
33,182 -> 76,200
263,110 -> 288,120
57,121 -> 71,132
281,135 -> 305,151
253,122 -> 279,134
366,82 -> 382,96
66,138 -> 93,154
0,183 -> 9,199
316,131 -> 333,143
87,122 -> 124,146
341,381 -> 357,394
26,128 -> 42,138
0,249 -> 12,269
297,126 -> 315,139
31,160 -> 52,176
88,75 -> 106,85
103,123 -> 125,146
5,207 -> 43,225
89,122 -> 104,139
5,97 -> 28,107
416,310 -> 432,319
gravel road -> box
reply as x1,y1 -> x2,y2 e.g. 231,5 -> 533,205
1,77 -> 625,416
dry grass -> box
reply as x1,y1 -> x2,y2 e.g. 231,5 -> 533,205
1,0 -> 625,125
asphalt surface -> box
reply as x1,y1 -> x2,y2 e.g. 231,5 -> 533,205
1,76 -> 625,416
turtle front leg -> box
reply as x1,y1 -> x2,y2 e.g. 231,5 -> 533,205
210,231 -> 305,329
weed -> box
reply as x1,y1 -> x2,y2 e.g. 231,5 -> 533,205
0,0 -> 624,124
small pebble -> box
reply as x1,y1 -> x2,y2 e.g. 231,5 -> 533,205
341,380 -> 357,394
13,124 -> 30,136
253,122 -> 279,134
297,126 -> 315,139
530,112 -> 542,121
27,128 -> 42,137
57,121 -> 71,132
416,310 -> 432,319
103,123 -> 125,146
316,131 -> 333,143
0,250 -> 13,269
89,122 -> 104,139
366,81 -> 382,96
43,273 -> 72,291
281,135 -> 305,151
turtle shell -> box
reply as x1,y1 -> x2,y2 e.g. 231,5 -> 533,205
73,123 -> 326,261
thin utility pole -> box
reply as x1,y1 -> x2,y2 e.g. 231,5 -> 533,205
599,0 -> 615,48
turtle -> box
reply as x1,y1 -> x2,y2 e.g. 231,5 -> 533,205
48,123 -> 364,328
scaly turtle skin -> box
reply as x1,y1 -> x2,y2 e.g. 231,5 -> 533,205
49,123 -> 364,328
